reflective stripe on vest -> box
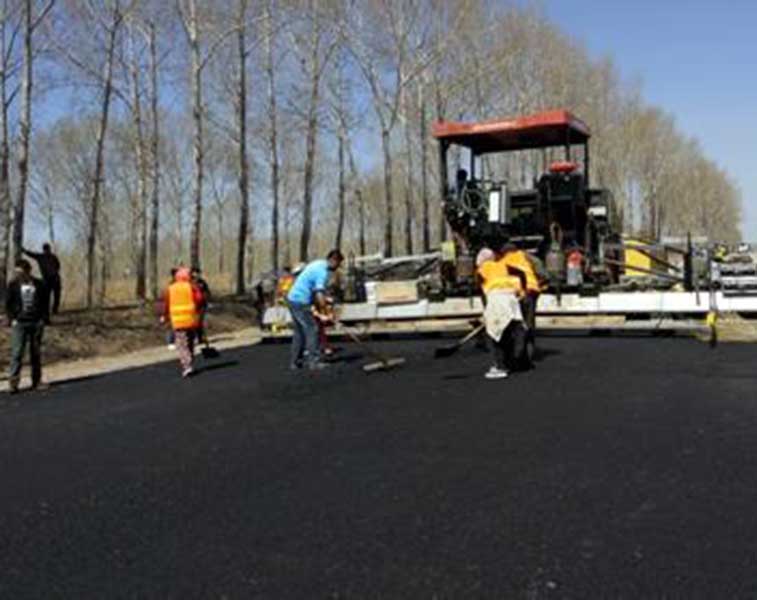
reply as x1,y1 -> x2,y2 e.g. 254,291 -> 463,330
169,281 -> 200,330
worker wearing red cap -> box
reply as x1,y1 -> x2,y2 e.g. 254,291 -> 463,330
161,267 -> 205,377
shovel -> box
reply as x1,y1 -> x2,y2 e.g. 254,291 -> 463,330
434,323 -> 486,359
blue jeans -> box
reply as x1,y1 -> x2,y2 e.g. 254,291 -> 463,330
9,321 -> 44,387
288,301 -> 319,368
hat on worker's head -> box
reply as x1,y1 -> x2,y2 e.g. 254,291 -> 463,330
175,267 -> 191,282
475,247 -> 495,267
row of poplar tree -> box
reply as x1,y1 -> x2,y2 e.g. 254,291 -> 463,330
0,0 -> 741,306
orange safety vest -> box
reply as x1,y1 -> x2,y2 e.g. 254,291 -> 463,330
478,257 -> 523,295
503,249 -> 542,294
277,274 -> 295,298
169,281 -> 200,330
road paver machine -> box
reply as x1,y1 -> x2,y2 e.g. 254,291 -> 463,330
432,109 -> 619,291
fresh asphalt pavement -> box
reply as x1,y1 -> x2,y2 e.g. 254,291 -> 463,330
2,335 -> 757,598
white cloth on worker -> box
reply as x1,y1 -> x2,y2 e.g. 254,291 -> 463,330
484,289 -> 523,342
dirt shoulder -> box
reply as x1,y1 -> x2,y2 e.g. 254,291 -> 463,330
0,298 -> 261,385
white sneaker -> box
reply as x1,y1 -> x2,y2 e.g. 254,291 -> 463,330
182,368 -> 195,378
485,366 -> 509,380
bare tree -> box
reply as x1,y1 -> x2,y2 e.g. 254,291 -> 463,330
345,1 -> 442,257
263,0 -> 279,271
417,74 -> 430,251
12,0 -> 54,264
124,20 -> 148,299
234,0 -> 250,294
0,0 -> 21,299
147,19 -> 160,298
70,0 -> 124,308
176,0 -> 234,270
291,0 -> 337,261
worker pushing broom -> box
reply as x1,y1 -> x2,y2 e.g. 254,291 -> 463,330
476,230 -> 533,379
286,249 -> 346,371
286,248 -> 405,373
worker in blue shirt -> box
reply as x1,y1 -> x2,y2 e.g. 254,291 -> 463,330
287,249 -> 344,370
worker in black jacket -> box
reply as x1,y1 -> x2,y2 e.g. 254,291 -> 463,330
23,243 -> 62,314
5,259 -> 50,393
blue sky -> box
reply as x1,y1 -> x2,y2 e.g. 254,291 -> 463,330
539,0 -> 757,240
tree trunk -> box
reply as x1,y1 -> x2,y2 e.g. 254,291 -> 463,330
148,22 -> 160,299
381,128 -> 394,257
402,82 -> 413,256
245,218 -> 255,285
217,210 -> 224,273
12,0 -> 32,263
283,190 -> 291,267
335,124 -> 345,249
347,140 -> 364,255
0,2 -> 11,299
357,188 -> 365,255
235,0 -> 249,295
435,81 -> 447,243
130,27 -> 148,300
187,0 -> 203,270
264,0 -> 279,271
419,82 -> 430,251
299,54 -> 321,261
87,3 -> 120,308
46,200 -> 54,244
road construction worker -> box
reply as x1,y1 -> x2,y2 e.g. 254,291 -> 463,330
161,267 -> 205,378
5,259 -> 50,393
22,243 -> 61,315
190,267 -> 211,344
477,236 -> 527,380
276,267 -> 295,304
287,249 -> 344,370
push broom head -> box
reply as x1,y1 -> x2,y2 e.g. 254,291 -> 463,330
362,357 -> 406,373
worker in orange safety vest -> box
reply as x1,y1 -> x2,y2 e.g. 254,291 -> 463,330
161,267 -> 205,378
477,234 -> 528,380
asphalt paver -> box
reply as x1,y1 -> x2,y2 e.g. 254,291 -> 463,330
2,336 -> 757,598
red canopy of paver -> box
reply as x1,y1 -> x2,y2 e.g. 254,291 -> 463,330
431,109 -> 591,154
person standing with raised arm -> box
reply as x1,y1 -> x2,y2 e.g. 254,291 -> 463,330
23,243 -> 62,315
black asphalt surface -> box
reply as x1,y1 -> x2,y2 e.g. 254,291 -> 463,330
2,335 -> 757,598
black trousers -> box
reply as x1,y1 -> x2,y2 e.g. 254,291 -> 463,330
490,321 -> 527,371
44,276 -> 62,314
520,293 -> 537,332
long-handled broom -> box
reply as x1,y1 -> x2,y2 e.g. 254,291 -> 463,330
337,322 -> 406,373
434,323 -> 486,358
